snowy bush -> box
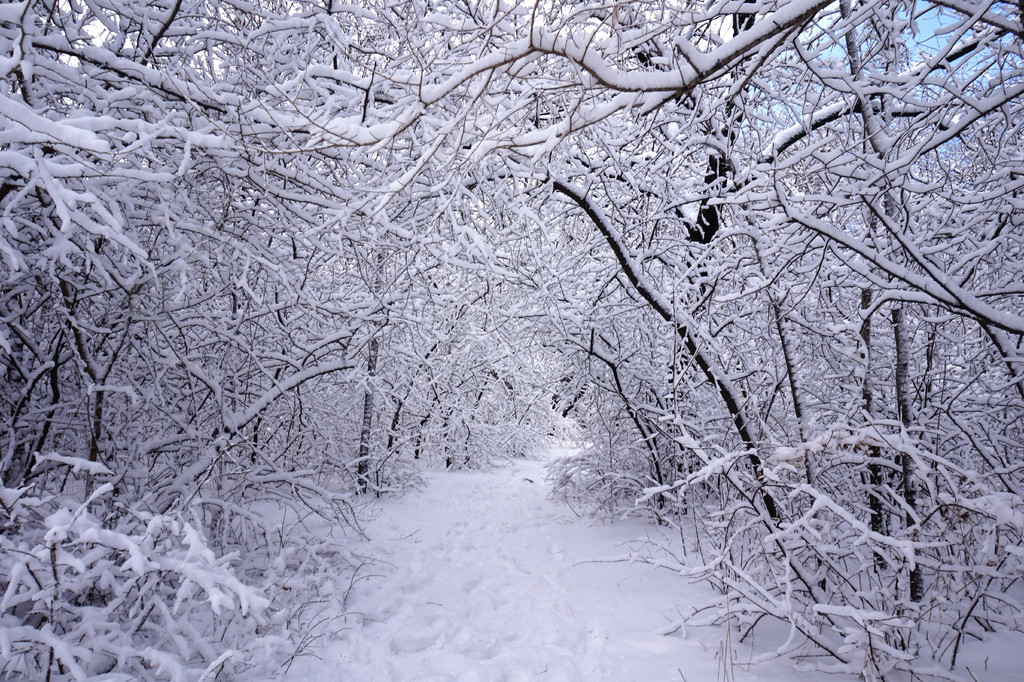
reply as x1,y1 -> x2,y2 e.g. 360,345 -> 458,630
0,455 -> 364,680
1,458 -> 267,679
636,422 -> 1024,679
548,444 -> 654,519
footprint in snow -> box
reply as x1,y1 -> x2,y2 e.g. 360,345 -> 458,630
389,624 -> 447,654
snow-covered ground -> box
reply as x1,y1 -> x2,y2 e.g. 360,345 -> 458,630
290,449 -> 833,681
290,450 -> 1016,681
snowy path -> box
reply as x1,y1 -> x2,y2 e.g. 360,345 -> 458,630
295,452 -> 795,681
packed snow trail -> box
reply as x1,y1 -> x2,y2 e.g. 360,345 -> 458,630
294,452 -> 798,681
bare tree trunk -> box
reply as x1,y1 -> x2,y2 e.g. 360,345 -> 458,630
773,300 -> 811,483
356,337 -> 378,493
892,306 -> 923,601
861,289 -> 886,547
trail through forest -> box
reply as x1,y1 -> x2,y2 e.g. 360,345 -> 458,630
293,450 -> 815,682
4,3 -> 1024,679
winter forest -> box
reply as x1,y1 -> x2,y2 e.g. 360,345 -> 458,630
2,0 -> 1023,679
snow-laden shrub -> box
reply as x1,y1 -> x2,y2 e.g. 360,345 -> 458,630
0,454 -> 357,680
548,443 -> 655,518
643,424 -> 1024,680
